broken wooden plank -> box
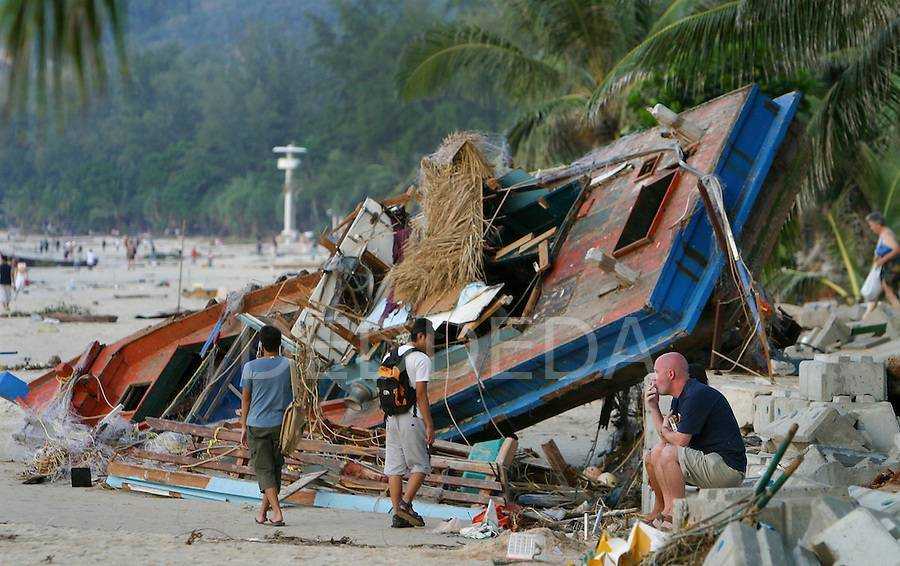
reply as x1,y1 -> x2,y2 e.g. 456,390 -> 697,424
585,247 -> 638,285
457,294 -> 512,340
536,240 -> 550,273
541,439 -> 577,487
279,470 -> 328,502
494,233 -> 534,260
495,437 -> 518,491
517,227 -> 557,254
521,281 -> 543,318
361,249 -> 389,273
143,418 -> 498,476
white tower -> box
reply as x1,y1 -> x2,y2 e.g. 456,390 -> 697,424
273,144 -> 307,241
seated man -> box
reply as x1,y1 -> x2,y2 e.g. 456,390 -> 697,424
644,352 -> 746,527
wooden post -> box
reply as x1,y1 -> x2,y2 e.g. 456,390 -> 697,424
176,219 -> 186,313
541,439 -> 577,487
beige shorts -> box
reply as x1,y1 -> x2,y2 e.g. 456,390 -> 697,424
677,446 -> 744,488
384,412 -> 431,477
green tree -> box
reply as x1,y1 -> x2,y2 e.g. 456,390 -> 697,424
589,0 -> 899,199
396,0 -> 712,167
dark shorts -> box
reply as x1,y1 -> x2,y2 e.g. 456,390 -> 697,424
880,259 -> 900,288
248,425 -> 284,492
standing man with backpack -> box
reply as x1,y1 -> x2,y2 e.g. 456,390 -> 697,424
379,318 -> 435,528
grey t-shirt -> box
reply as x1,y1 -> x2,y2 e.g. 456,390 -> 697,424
240,356 -> 292,428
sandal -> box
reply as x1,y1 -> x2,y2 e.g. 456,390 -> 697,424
268,519 -> 286,527
255,517 -> 267,525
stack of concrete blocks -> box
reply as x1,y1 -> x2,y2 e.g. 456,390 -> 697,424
702,489 -> 900,566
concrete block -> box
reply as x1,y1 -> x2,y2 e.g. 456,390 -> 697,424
832,395 -> 852,403
758,406 -> 870,451
798,301 -> 836,329
705,373 -> 792,429
703,521 -> 792,566
675,485 -> 846,547
812,400 -> 900,452
792,545 -> 819,566
799,355 -> 887,401
753,395 -> 811,433
799,496 -> 856,550
810,508 -> 900,566
849,486 -> 900,517
809,314 -> 851,350
857,394 -> 876,403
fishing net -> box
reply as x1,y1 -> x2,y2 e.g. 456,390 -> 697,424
15,379 -> 143,481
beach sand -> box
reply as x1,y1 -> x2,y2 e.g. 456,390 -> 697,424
0,234 -> 604,564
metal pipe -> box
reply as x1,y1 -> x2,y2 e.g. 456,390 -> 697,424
754,422 -> 798,495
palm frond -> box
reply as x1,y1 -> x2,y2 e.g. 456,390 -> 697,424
507,93 -> 589,159
396,23 -> 563,103
588,0 -> 894,116
648,0 -> 722,35
805,17 -> 900,197
0,0 -> 127,114
506,0 -> 623,72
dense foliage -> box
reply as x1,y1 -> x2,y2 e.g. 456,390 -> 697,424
0,0 -> 507,236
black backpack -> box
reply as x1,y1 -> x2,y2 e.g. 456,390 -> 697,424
377,347 -> 421,416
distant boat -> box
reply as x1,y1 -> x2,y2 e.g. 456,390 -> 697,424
0,252 -> 95,268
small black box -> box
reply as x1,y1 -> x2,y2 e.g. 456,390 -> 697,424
70,467 -> 92,487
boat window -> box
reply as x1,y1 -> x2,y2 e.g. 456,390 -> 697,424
635,154 -> 661,180
613,172 -> 678,256
120,382 -> 151,411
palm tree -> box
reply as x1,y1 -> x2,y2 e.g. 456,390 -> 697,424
0,0 -> 126,114
397,0 -> 691,167
589,0 -> 899,201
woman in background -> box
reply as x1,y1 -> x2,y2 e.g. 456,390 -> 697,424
866,212 -> 899,309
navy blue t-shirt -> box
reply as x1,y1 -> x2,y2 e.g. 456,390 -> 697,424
670,378 -> 746,474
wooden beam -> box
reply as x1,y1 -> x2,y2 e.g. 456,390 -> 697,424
361,249 -> 389,273
457,295 -> 512,340
536,240 -> 550,273
494,233 -> 534,260
143,418 -> 498,476
541,439 -> 577,487
585,247 -> 638,285
518,227 -> 557,254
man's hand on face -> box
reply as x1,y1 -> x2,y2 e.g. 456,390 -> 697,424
645,381 -> 660,408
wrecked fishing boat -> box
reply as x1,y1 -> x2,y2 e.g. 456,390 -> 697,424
21,85 -> 801,445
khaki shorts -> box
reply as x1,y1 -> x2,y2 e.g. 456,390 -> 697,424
384,412 -> 431,477
677,446 -> 744,488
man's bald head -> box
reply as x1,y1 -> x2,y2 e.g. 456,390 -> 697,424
653,352 -> 689,395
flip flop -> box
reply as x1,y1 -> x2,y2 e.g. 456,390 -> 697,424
255,517 -> 267,525
268,519 -> 286,527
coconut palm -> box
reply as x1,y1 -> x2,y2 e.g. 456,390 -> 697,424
397,0 -> 709,167
0,0 -> 126,113
589,0 -> 899,201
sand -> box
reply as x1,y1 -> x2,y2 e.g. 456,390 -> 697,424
0,233 -> 605,564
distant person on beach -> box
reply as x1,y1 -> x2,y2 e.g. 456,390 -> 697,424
271,235 -> 278,258
190,247 -> 199,265
239,325 -> 293,527
0,256 -> 12,312
125,237 -> 137,270
86,249 -> 97,270
256,236 -> 263,256
13,260 -> 27,295
866,211 -> 900,309
54,240 -> 60,252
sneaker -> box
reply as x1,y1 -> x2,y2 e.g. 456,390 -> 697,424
391,514 -> 414,528
396,500 -> 425,527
